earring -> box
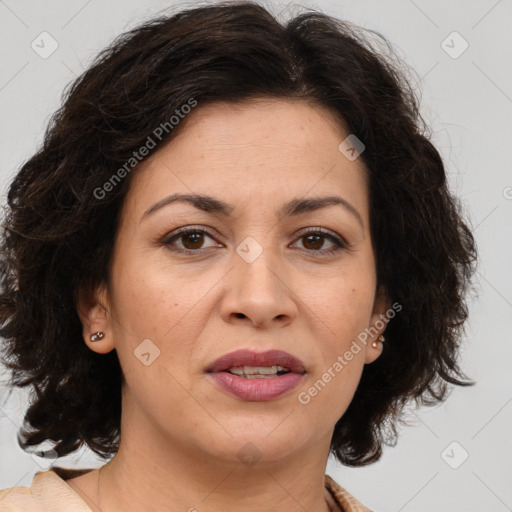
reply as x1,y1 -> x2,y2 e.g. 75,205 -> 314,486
90,331 -> 105,342
372,334 -> 385,349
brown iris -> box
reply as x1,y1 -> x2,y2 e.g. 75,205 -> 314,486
302,234 -> 324,251
181,231 -> 205,250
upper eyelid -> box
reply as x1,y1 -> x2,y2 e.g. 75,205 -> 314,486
294,226 -> 342,239
163,225 -> 218,241
163,225 -> 346,247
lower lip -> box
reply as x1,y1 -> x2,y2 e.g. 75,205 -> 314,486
208,372 -> 305,401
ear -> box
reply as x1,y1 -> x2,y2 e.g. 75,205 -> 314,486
76,282 -> 115,355
364,284 -> 391,364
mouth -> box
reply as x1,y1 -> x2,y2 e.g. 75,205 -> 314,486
205,349 -> 307,401
205,348 -> 307,376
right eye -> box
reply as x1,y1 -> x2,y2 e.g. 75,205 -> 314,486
162,227 -> 223,254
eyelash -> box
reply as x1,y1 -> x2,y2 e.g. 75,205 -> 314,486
161,226 -> 347,256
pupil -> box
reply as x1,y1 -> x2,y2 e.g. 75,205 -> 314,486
184,232 -> 203,249
305,234 -> 322,250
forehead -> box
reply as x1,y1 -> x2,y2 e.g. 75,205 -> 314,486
159,98 -> 355,164
123,98 -> 369,223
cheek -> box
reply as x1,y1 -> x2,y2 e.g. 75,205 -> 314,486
109,256 -> 194,335
306,272 -> 375,346
296,343 -> 365,440
297,272 -> 374,414
107,264 -> 169,363
107,266 -> 203,421
106,236 -> 217,402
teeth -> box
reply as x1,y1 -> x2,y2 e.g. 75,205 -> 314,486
227,365 -> 289,378
244,374 -> 277,379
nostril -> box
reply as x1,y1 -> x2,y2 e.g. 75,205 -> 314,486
235,313 -> 246,319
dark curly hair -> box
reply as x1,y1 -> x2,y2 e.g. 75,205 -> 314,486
0,1 -> 477,466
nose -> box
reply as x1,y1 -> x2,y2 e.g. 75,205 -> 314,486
220,248 -> 298,329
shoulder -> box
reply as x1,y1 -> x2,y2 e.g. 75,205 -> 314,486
0,468 -> 93,512
324,474 -> 373,512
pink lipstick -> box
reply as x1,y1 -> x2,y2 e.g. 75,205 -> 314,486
205,349 -> 306,401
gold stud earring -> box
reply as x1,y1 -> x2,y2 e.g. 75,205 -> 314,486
90,331 -> 105,342
372,334 -> 385,349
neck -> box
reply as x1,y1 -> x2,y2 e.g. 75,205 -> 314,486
98,441 -> 333,512
93,407 -> 334,512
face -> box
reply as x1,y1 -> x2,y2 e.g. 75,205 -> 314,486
80,98 -> 389,466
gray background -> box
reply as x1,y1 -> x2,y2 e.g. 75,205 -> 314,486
0,1 -> 511,511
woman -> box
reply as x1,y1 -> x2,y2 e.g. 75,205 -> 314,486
0,2 -> 477,511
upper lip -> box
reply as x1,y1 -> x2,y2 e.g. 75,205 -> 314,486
206,349 -> 307,374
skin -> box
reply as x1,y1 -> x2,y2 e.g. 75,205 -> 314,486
71,99 -> 389,512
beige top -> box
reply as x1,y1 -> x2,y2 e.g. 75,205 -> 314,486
0,467 -> 372,512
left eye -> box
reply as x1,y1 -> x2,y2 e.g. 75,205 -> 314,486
290,229 -> 346,254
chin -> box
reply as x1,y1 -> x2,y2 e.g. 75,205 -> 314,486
206,420 -> 306,459
204,437 -> 301,467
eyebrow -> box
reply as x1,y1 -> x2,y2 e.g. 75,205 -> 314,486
141,193 -> 364,228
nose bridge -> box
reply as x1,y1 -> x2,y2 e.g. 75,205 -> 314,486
221,234 -> 297,327
235,235 -> 283,298
247,247 -> 278,284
